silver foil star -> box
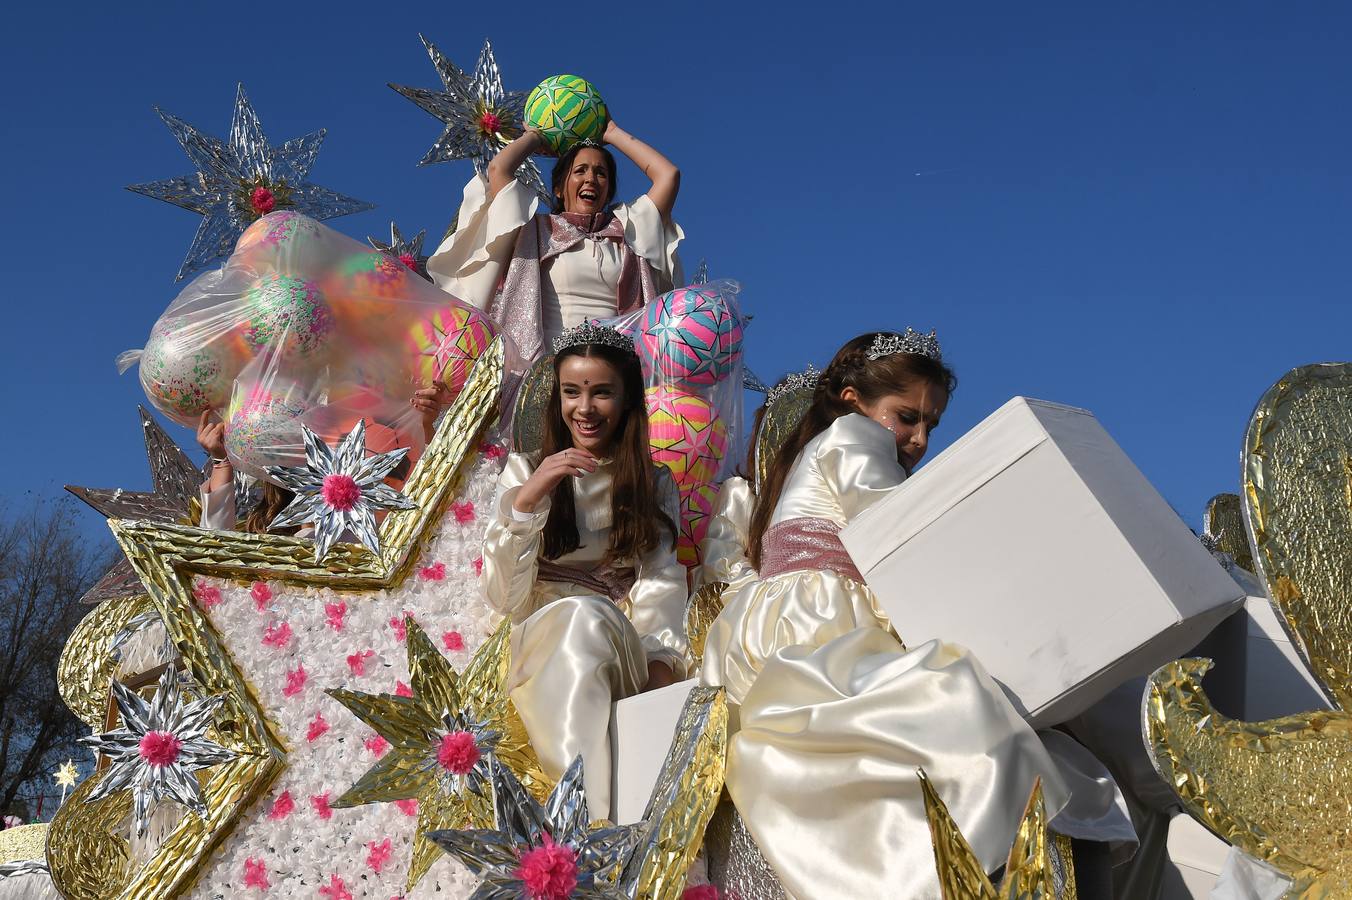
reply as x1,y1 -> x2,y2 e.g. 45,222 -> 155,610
265,420 -> 417,562
390,36 -> 549,202
80,664 -> 236,836
368,221 -> 431,281
429,755 -> 644,899
128,83 -> 375,280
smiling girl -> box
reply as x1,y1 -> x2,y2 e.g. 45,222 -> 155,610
428,118 -> 682,365
480,319 -> 686,819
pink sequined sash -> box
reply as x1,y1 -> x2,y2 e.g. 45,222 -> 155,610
536,559 -> 637,603
759,517 -> 864,583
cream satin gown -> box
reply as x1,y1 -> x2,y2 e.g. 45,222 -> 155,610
481,453 -> 688,820
701,414 -> 1133,900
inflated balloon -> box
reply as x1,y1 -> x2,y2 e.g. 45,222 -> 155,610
524,74 -> 608,155
241,274 -> 334,360
407,304 -> 497,395
646,386 -> 727,487
224,383 -> 313,474
676,482 -> 719,568
139,319 -> 251,425
335,251 -> 412,299
639,286 -> 744,387
235,210 -> 320,255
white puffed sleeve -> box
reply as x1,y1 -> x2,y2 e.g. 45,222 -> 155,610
627,466 -> 691,676
480,453 -> 549,621
426,174 -> 539,310
694,476 -> 757,591
815,414 -> 909,522
613,194 -> 685,292
199,480 -> 236,531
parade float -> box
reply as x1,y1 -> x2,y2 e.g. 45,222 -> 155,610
2,36 -> 1349,900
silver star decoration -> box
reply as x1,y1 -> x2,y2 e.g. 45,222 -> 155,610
128,83 -> 375,280
429,755 -> 644,899
80,664 -> 236,836
390,36 -> 549,203
368,221 -> 431,281
265,420 -> 417,562
691,259 -> 709,285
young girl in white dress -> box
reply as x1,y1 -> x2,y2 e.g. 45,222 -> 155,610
480,320 -> 688,820
701,331 -> 1133,899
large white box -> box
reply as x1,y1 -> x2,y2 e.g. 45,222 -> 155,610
841,397 -> 1244,729
608,678 -> 699,825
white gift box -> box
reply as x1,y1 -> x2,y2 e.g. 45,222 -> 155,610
608,678 -> 699,825
841,397 -> 1244,729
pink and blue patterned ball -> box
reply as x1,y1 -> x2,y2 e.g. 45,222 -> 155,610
638,286 -> 743,387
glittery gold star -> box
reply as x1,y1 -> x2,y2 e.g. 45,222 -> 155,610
53,760 -> 79,791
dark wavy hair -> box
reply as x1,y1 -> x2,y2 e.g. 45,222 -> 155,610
747,333 -> 957,569
540,343 -> 676,561
550,144 -> 618,214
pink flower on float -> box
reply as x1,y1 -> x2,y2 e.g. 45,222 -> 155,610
479,442 -> 506,460
138,731 -> 182,767
306,712 -> 330,742
268,790 -> 294,820
472,556 -> 484,576
683,887 -> 722,900
193,579 -> 222,609
395,798 -> 419,816
418,562 -> 446,581
452,500 -> 476,524
478,111 -> 503,135
437,731 -> 480,775
311,792 -> 333,820
324,601 -> 347,630
321,473 -> 362,511
282,663 -> 307,697
395,680 -> 413,698
250,186 -> 276,216
442,630 -> 464,652
243,857 -> 270,890
389,613 -> 414,642
514,833 -> 577,900
250,581 -> 273,610
366,838 -> 393,874
261,621 -> 292,649
398,252 -> 418,270
347,649 -> 375,676
365,734 -> 391,757
318,874 -> 353,900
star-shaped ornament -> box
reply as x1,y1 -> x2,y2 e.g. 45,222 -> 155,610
80,664 -> 236,837
53,760 -> 79,791
128,83 -> 375,280
369,221 -> 431,281
327,617 -> 548,892
390,36 -> 549,203
430,755 -> 644,899
265,420 -> 417,562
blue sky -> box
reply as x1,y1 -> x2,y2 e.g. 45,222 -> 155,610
3,2 -> 1350,542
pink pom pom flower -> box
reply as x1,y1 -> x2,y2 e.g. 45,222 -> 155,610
282,663 -> 307,697
442,630 -> 465,652
366,838 -> 393,874
514,833 -> 577,900
321,473 -> 362,511
268,790 -> 294,820
193,579 -> 222,609
437,731 -> 481,776
325,601 -> 347,630
311,792 -> 333,820
138,731 -> 182,767
243,857 -> 270,890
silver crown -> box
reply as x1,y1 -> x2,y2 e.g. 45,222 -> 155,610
866,328 -> 943,363
766,365 -> 821,407
551,319 -> 635,355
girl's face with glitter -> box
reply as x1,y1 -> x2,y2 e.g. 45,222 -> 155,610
846,381 -> 947,474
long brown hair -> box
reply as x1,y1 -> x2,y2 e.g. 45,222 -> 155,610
244,481 -> 298,536
550,144 -> 618,214
747,333 -> 957,568
540,343 -> 676,560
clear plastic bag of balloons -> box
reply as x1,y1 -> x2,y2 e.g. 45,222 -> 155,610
603,279 -> 748,567
119,211 -> 499,481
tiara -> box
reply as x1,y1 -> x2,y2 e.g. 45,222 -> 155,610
866,328 -> 943,363
551,319 -> 635,355
766,365 -> 820,407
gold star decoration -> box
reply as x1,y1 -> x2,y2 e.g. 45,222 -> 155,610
1144,362 -> 1352,895
326,616 -> 549,893
54,760 -> 79,790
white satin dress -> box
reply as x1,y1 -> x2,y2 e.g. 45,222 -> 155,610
701,414 -> 1133,899
481,453 -> 688,820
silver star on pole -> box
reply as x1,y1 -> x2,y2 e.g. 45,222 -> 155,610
80,664 -> 236,836
368,221 -> 431,281
390,36 -> 550,203
429,755 -> 644,899
128,83 -> 376,280
265,420 -> 417,562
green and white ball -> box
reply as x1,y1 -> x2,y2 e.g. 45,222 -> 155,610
241,274 -> 334,361
139,319 -> 250,425
525,74 -> 608,155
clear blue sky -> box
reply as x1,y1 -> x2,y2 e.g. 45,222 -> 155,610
4,2 -> 1350,543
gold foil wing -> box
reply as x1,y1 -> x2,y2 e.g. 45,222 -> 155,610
684,581 -> 727,672
58,593 -> 154,728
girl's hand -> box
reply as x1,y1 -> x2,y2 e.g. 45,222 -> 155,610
196,411 -> 226,458
643,660 -> 675,692
513,447 -> 598,513
412,380 -> 451,440
602,118 -> 622,144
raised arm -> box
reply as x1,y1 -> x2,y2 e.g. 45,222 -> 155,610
487,129 -> 545,200
604,119 -> 680,218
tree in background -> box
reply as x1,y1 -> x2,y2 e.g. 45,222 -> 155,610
0,501 -> 106,820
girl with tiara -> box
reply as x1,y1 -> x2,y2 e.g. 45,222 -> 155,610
701,331 -> 1134,898
480,320 -> 688,820
427,119 -> 683,365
